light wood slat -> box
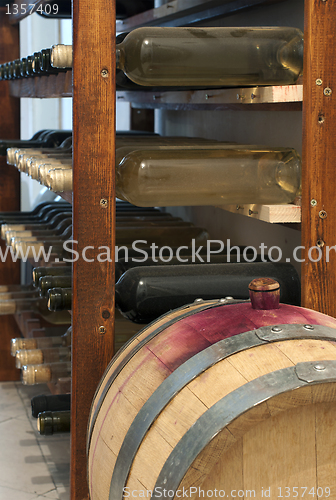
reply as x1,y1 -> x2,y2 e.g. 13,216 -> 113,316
217,203 -> 301,224
117,84 -> 303,112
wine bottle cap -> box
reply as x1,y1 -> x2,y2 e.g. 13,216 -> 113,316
51,44 -> 72,68
16,349 -> 43,368
1,224 -> 8,239
7,147 -> 17,165
46,167 -> 73,192
0,285 -> 10,293
0,300 -> 16,315
22,364 -> 51,385
37,411 -> 53,435
11,338 -> 38,356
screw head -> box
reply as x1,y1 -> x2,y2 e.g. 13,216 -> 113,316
99,326 -> 106,334
310,199 -> 317,207
316,239 -> 325,248
316,78 -> 323,86
314,364 -> 325,371
194,298 -> 203,303
324,87 -> 332,96
319,210 -> 327,219
271,326 -> 283,333
304,324 -> 314,331
101,68 -> 109,78
100,198 -> 108,208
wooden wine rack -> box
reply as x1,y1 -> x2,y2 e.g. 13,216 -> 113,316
0,0 -> 335,499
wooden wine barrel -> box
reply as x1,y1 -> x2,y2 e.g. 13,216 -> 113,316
87,284 -> 336,500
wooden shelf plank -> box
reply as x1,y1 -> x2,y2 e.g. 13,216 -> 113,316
217,203 -> 301,224
117,84 -> 303,111
117,0 -> 287,30
9,71 -> 72,98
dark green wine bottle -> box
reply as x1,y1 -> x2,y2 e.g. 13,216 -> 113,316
31,394 -> 70,419
37,410 -> 71,435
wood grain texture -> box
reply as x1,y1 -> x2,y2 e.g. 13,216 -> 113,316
302,0 -> 336,316
0,10 -> 21,381
9,72 -> 72,98
71,0 -> 116,497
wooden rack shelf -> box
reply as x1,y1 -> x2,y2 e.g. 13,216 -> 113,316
117,0 -> 287,30
9,71 -> 72,98
117,83 -> 303,111
218,203 -> 301,224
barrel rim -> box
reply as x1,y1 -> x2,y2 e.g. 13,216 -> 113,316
87,298 -> 243,454
151,360 -> 336,499
103,324 -> 336,500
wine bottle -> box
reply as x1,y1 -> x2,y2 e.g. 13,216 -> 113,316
21,361 -> 71,385
39,276 -> 71,297
15,225 -> 208,259
31,393 -> 70,419
0,290 -> 39,300
0,201 -> 70,224
14,227 -> 72,258
0,200 -> 52,218
17,150 -> 71,173
16,345 -> 71,368
6,217 -> 72,246
46,262 -> 300,321
36,0 -> 154,20
11,328 -> 71,356
0,283 -> 35,293
117,27 -> 303,87
0,297 -> 71,324
116,146 -> 301,206
3,211 -> 72,242
37,411 -> 70,435
48,288 -> 72,311
0,205 -> 72,236
51,27 -> 303,86
33,265 -> 72,286
1,129 -> 72,157
114,251 -> 267,281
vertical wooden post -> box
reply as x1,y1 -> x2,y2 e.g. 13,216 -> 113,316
302,0 -> 336,317
72,1 -> 116,498
0,9 -> 21,381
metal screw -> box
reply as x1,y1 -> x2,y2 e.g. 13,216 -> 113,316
316,78 -> 323,86
225,296 -> 234,301
101,68 -> 108,78
310,199 -> 317,207
249,209 -> 258,215
194,298 -> 203,303
318,114 -> 325,124
271,326 -> 283,333
304,324 -> 314,331
251,93 -> 259,99
314,364 -> 326,371
99,326 -> 106,334
319,210 -> 327,219
100,198 -> 108,208
205,94 -> 209,100
324,87 -> 332,96
316,239 -> 325,248
236,205 -> 244,210
237,94 -> 245,100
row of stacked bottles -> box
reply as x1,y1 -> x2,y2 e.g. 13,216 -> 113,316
0,198 -> 301,434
